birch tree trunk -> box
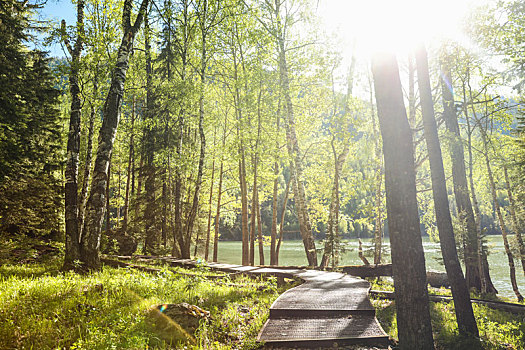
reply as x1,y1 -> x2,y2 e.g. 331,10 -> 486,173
274,0 -> 316,266
204,159 -> 215,260
122,96 -> 135,235
80,0 -> 149,270
213,112 -> 228,262
480,129 -> 523,301
63,0 -> 85,271
78,83 -> 97,241
463,77 -> 498,294
276,178 -> 291,265
249,159 -> 257,266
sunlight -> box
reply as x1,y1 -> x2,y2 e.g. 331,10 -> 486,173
317,0 -> 477,58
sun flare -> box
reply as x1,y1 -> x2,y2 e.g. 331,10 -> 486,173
317,0 -> 477,58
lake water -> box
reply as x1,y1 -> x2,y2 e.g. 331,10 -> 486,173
213,236 -> 525,299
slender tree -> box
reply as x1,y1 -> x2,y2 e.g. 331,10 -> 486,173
62,0 -> 85,271
416,43 -> 478,337
80,0 -> 150,270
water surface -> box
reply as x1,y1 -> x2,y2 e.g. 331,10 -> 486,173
214,236 -> 524,299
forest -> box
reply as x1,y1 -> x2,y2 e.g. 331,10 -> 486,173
1,0 -> 525,348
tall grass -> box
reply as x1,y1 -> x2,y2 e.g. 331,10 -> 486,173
0,259 -> 289,349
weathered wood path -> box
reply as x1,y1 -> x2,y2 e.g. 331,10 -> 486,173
134,257 -> 390,349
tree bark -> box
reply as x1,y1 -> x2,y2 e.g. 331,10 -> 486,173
480,129 -> 523,302
122,96 -> 135,236
371,51 -> 434,349
249,159 -> 257,266
239,154 -> 249,265
185,1 -> 207,259
213,112 -> 228,262
271,104 -> 281,266
416,44 -> 478,337
274,0 -> 316,266
441,62 -> 482,292
80,0 -> 149,270
270,156 -> 279,265
143,12 -> 158,255
369,73 -> 383,265
275,177 -> 291,265
63,0 -> 85,271
463,77 -> 498,294
78,81 -> 97,242
256,186 -> 264,265
322,137 -> 349,268
213,161 -> 223,262
204,159 -> 215,260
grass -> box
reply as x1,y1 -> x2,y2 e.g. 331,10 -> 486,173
370,278 -> 525,350
0,237 -> 294,349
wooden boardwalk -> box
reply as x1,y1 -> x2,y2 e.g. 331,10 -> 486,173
112,257 -> 390,348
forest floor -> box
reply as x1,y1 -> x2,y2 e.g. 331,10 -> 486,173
1,236 -> 524,349
0,236 -> 296,349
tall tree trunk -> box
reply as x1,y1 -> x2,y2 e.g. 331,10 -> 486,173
204,158 -> 215,260
63,0 -> 85,271
322,138 -> 349,268
105,159 -> 111,236
80,0 -> 149,270
463,78 -> 498,294
213,161 -> 223,262
322,61 -> 354,269
173,114 -> 184,257
441,62 -> 482,292
372,51 -> 434,350
270,105 -> 281,266
274,0 -> 316,266
276,177 -> 291,265
122,96 -> 135,235
239,153 -> 249,265
213,111 -> 228,262
416,44 -> 478,337
256,185 -> 264,265
480,130 -> 523,301
504,165 -> 525,275
270,156 -> 279,265
185,1 -> 207,259
249,159 -> 257,266
143,12 -> 157,255
78,83 -> 97,241
369,72 -> 383,265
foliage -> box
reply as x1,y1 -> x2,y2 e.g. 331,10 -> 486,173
0,0 -> 64,238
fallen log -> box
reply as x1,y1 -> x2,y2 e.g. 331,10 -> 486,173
369,290 -> 525,314
101,257 -> 240,279
340,264 -> 393,277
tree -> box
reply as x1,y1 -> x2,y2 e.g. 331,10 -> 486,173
416,43 -> 478,337
80,0 -> 150,270
371,51 -> 434,349
0,0 -> 63,239
267,0 -> 317,266
441,56 -> 489,293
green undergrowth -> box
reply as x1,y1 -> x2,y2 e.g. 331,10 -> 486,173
0,248 -> 295,349
370,279 -> 525,349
